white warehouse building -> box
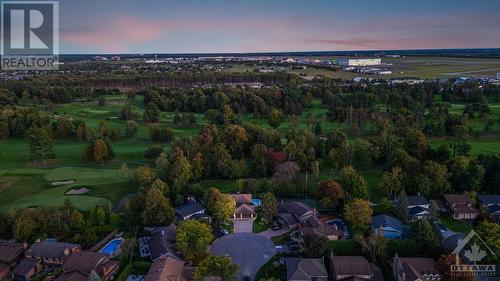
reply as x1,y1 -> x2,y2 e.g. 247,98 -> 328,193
336,58 -> 381,66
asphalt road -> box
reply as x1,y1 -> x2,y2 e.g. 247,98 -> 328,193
211,233 -> 276,280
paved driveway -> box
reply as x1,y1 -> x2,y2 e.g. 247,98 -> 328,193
233,219 -> 253,233
258,227 -> 288,239
211,233 -> 276,280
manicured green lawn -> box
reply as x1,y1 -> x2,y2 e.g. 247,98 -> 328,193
271,232 -> 290,245
439,216 -> 473,233
254,255 -> 287,281
0,167 -> 136,212
199,179 -> 236,193
253,219 -> 269,233
430,139 -> 500,156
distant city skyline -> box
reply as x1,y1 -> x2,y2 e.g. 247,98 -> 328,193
60,0 -> 500,54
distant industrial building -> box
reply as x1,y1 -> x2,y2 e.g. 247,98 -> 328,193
337,58 -> 381,66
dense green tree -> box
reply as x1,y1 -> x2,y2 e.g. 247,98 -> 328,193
447,156 -> 484,193
302,236 -> 330,258
267,108 -> 284,128
411,219 -> 439,250
355,234 -> 388,263
120,104 -> 133,120
378,166 -> 406,200
315,180 -> 345,210
207,188 -> 235,223
13,210 -> 38,242
143,102 -> 161,123
141,187 -> 174,226
344,199 -> 373,233
176,220 -> 213,262
124,120 -> 138,137
93,138 -> 109,167
169,152 -> 192,186
26,127 -> 54,165
256,192 -> 278,223
414,161 -> 451,198
339,166 -> 369,201
135,165 -> 157,187
194,256 -> 239,281
476,221 -> 500,256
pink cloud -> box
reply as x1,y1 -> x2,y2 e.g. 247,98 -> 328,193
63,17 -> 163,52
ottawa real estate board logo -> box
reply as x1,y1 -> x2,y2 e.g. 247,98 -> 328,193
1,0 -> 59,70
451,230 -> 497,277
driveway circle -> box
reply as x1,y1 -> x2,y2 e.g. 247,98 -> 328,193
211,233 -> 276,280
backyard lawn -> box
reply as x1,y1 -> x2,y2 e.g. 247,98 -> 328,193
439,216 -> 473,233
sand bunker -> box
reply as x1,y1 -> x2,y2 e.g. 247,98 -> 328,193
65,188 -> 90,195
51,179 -> 76,186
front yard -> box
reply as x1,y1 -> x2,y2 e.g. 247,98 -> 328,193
253,219 -> 269,233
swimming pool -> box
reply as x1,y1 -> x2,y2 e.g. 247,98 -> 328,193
252,199 -> 261,206
99,238 -> 123,256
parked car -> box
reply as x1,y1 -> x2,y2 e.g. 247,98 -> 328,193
271,221 -> 281,230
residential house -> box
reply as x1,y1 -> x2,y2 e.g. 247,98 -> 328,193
443,194 -> 479,220
300,217 -> 343,241
175,201 -> 207,223
478,195 -> 500,224
407,196 -> 431,221
24,240 -> 80,269
11,258 -> 42,281
429,199 -> 448,214
145,256 -> 192,281
441,232 -> 467,259
0,241 -> 26,280
55,251 -> 120,281
392,255 -> 441,281
278,201 -> 315,229
286,257 -> 328,281
330,255 -> 384,281
372,215 -> 403,239
147,225 -> 180,262
230,194 -> 256,219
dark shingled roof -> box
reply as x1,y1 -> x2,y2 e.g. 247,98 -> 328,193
487,205 -> 500,213
444,194 -> 473,206
175,202 -> 205,218
286,258 -> 328,281
331,256 -> 373,276
408,206 -> 430,217
55,271 -> 88,281
61,251 -> 108,275
371,215 -> 403,232
230,194 -> 252,205
235,204 -> 255,216
0,241 -> 25,264
278,201 -> 313,218
147,225 -> 179,261
145,256 -> 185,281
396,257 -> 440,281
12,258 -> 40,277
26,240 -> 79,260
442,232 -> 467,253
407,196 -> 429,206
478,195 -> 500,205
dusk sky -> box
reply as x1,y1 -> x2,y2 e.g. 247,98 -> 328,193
60,0 -> 500,54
